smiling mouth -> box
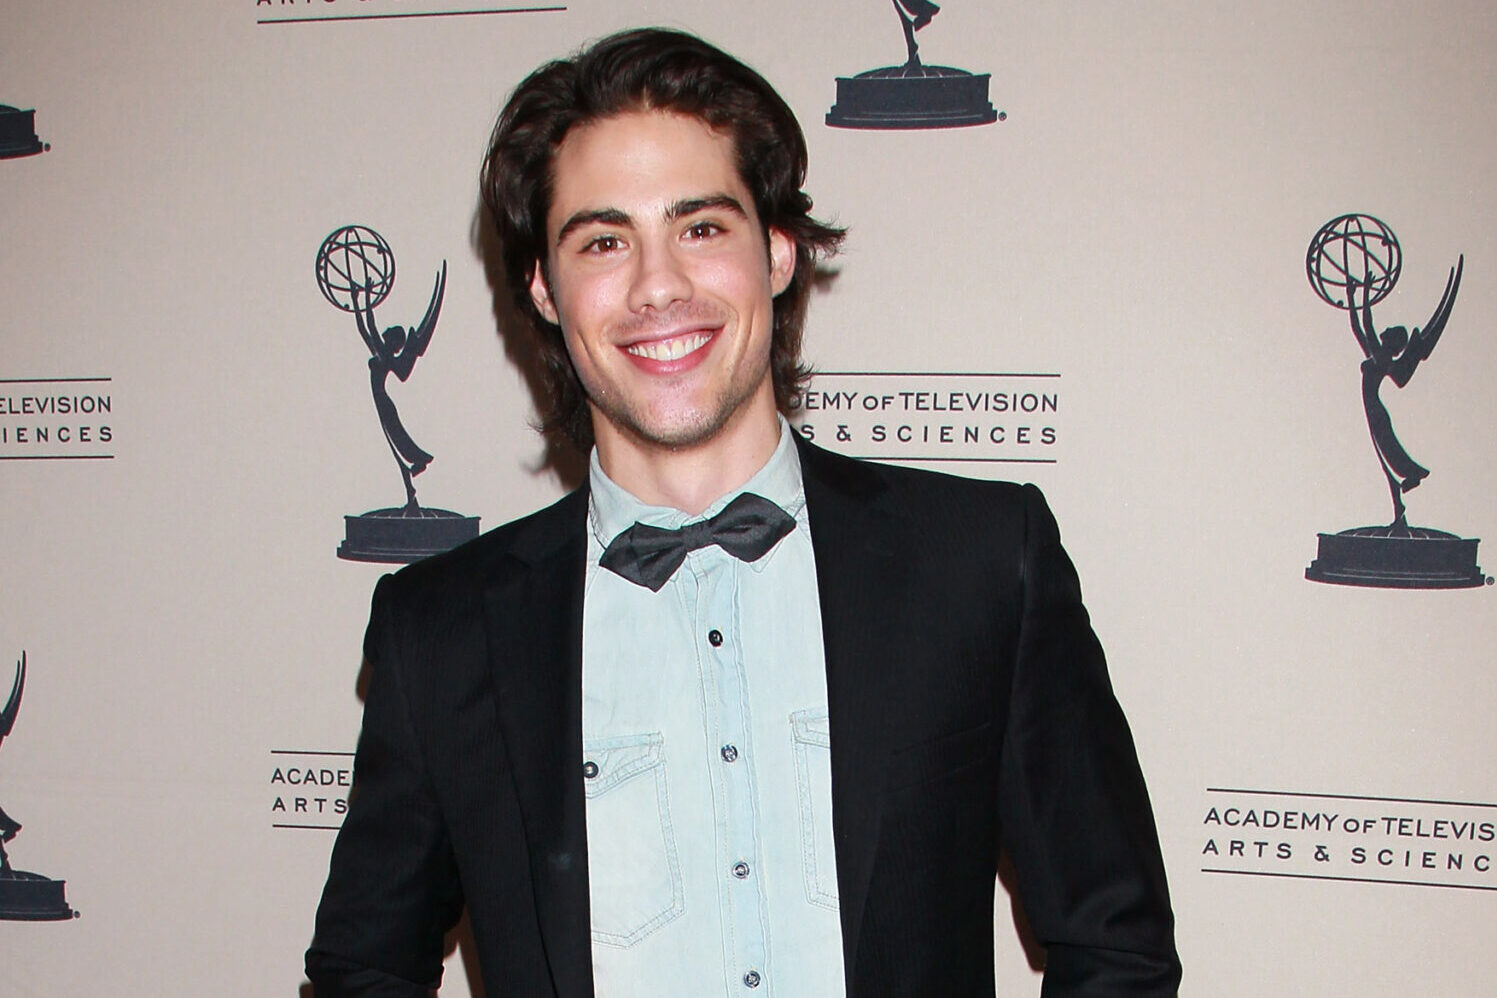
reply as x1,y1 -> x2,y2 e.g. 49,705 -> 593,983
624,330 -> 713,362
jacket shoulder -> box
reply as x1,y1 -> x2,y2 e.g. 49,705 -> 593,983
798,432 -> 1037,513
369,486 -> 587,622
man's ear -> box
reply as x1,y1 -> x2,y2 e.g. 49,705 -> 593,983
528,263 -> 559,324
768,228 -> 796,297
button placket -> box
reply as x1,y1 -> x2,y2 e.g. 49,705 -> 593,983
697,552 -> 768,993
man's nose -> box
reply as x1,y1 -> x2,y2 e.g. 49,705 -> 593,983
627,238 -> 692,313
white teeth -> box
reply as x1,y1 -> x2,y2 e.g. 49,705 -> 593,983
626,331 -> 710,362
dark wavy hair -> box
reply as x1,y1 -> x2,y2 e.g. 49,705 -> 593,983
480,27 -> 845,449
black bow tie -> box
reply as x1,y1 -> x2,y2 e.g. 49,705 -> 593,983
600,492 -> 796,591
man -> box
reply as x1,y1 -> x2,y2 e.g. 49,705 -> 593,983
307,28 -> 1180,997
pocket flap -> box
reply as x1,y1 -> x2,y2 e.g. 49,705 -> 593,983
885,721 -> 993,791
790,709 -> 831,747
582,732 -> 664,797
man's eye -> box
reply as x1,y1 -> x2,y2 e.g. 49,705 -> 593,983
583,234 -> 621,253
685,220 -> 722,239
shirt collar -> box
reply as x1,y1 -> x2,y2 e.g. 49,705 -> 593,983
588,416 -> 807,557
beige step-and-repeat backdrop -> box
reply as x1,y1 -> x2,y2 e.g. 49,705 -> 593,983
3,1 -> 1493,994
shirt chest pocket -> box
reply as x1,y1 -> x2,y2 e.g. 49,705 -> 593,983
790,710 -> 839,910
582,732 -> 685,947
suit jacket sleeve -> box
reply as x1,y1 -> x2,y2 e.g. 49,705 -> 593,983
305,574 -> 467,997
998,484 -> 1181,996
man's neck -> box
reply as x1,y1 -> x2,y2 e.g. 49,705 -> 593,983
592,400 -> 783,515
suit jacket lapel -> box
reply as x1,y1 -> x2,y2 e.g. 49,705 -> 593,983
483,485 -> 595,998
797,435 -> 907,981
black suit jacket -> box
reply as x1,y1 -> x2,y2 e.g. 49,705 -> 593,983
307,436 -> 1180,996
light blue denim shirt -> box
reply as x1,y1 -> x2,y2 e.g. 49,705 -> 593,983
581,418 -> 846,997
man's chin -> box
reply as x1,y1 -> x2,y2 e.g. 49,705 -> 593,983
588,374 -> 774,455
622,415 -> 725,452
594,401 -> 734,453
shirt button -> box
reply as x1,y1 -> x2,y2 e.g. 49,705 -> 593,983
582,761 -> 598,779
720,744 -> 739,763
731,861 -> 751,879
707,628 -> 724,647
743,970 -> 761,988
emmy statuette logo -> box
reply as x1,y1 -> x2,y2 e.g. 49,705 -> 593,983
826,1 -> 1001,130
316,225 -> 480,564
0,104 -> 48,159
1303,213 -> 1486,588
0,653 -> 77,921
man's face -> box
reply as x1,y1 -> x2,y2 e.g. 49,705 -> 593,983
530,110 -> 795,455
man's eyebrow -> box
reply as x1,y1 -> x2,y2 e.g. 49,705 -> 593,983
666,194 -> 748,223
554,207 -> 631,247
553,195 -> 748,247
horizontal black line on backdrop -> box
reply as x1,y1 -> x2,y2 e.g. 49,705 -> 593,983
817,371 -> 1060,379
1201,868 -> 1497,892
271,750 -> 356,757
0,454 -> 114,461
843,456 -> 1058,464
0,377 -> 111,384
258,6 -> 565,25
273,824 -> 342,831
1206,787 -> 1497,809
